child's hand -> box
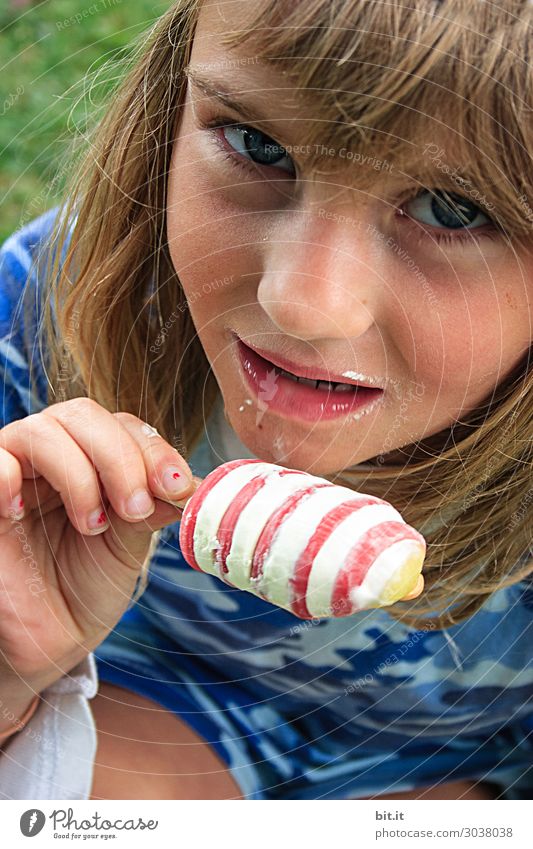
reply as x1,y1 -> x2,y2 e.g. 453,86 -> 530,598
0,398 -> 199,696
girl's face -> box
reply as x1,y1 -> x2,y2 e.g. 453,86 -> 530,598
166,0 -> 533,475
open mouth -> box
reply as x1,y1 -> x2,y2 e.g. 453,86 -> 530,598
234,336 -> 384,424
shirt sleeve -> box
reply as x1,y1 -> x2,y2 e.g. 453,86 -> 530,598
0,211 -> 99,800
0,654 -> 99,800
0,209 -> 59,427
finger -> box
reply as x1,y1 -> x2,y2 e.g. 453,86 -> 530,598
0,413 -> 112,533
111,413 -> 195,505
0,471 -> 63,536
89,474 -> 204,575
0,413 -> 111,536
40,398 -> 190,526
121,474 -> 202,535
0,444 -> 24,519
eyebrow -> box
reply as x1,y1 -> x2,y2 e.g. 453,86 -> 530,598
184,65 -> 296,143
183,66 -> 486,196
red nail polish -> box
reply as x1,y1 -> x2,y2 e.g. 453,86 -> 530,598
162,466 -> 189,496
8,494 -> 24,519
88,508 -> 108,531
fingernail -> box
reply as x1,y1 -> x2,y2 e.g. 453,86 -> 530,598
87,508 -> 108,533
161,466 -> 191,497
125,489 -> 155,519
8,495 -> 24,520
167,495 -> 192,510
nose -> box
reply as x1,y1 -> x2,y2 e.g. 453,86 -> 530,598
257,208 -> 382,341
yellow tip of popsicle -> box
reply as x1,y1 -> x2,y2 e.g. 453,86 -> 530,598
378,548 -> 426,606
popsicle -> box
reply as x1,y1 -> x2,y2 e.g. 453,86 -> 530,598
179,459 -> 426,619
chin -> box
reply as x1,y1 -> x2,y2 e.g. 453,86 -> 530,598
229,411 -> 370,477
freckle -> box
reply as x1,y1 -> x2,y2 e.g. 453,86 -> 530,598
505,290 -> 517,309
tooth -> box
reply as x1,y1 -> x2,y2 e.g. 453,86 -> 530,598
279,368 -> 356,392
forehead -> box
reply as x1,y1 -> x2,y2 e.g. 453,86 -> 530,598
188,0 -> 309,111
188,2 -> 420,182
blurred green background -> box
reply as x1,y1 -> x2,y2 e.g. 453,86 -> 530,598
0,0 -> 171,243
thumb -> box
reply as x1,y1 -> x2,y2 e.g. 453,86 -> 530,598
100,475 -> 202,568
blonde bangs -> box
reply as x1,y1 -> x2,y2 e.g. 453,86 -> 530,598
222,0 -> 533,244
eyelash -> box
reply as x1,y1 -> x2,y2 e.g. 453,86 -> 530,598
199,114 -> 500,249
396,186 -> 500,249
406,223 -> 499,249
200,115 -> 292,178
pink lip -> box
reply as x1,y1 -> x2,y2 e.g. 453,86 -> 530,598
236,336 -> 380,388
234,336 -> 384,424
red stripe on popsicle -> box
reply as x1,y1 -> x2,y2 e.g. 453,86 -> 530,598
331,521 -> 425,617
290,496 -> 384,619
179,459 -> 263,571
250,483 -> 331,594
215,468 -> 308,577
215,471 -> 268,575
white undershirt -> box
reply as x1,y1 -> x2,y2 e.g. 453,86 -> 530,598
0,654 -> 98,800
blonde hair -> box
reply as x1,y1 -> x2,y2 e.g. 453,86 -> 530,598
24,0 -> 532,629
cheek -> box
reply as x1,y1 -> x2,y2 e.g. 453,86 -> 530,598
398,277 -> 530,405
166,159 -> 263,317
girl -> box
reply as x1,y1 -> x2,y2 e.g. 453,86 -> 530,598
0,0 -> 532,801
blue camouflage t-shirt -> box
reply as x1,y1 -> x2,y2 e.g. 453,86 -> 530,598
1,208 -> 532,800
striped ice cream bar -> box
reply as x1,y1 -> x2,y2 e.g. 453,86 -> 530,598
179,459 -> 426,619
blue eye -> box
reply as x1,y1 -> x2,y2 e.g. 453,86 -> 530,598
213,123 -> 296,175
405,189 -> 491,230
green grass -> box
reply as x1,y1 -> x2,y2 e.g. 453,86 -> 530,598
0,0 -> 171,243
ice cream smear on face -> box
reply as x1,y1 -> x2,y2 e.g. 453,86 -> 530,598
179,459 -> 426,619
